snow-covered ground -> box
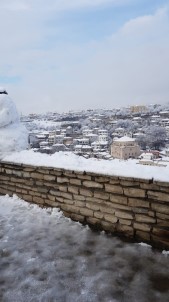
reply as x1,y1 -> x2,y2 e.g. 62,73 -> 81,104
0,195 -> 169,302
2,150 -> 169,182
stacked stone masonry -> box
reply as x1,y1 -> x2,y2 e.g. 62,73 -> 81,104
0,161 -> 169,250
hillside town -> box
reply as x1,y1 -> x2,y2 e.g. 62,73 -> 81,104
21,103 -> 169,166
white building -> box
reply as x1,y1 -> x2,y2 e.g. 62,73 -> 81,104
111,136 -> 141,160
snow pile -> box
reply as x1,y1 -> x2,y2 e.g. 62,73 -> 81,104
0,195 -> 169,302
0,88 -> 28,158
3,149 -> 169,181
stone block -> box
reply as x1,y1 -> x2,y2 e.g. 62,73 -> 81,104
68,186 -> 79,195
124,188 -> 146,198
86,217 -> 101,226
74,200 -> 85,207
12,170 -> 23,177
38,169 -> 50,174
135,230 -> 150,241
120,180 -> 140,187
45,200 -> 59,207
31,172 -> 44,180
119,219 -> 132,226
99,205 -> 115,215
94,211 -> 104,219
133,222 -> 151,232
156,212 -> 169,220
70,178 -> 82,186
61,204 -> 80,214
73,194 -> 85,201
95,176 -> 110,183
55,197 -> 64,203
50,189 -> 61,196
140,183 -> 160,191
76,174 -> 91,180
47,195 -> 56,202
22,194 -> 33,202
33,196 -> 44,204
63,198 -> 74,205
104,214 -> 118,224
80,188 -> 93,197
83,180 -> 103,189
61,192 -> 73,200
128,198 -> 149,208
58,185 -> 68,192
80,208 -> 93,217
105,184 -> 123,194
86,202 -> 100,211
151,203 -> 169,215
22,172 -> 31,178
94,191 -> 109,200
115,211 -> 133,220
86,197 -> 103,204
116,224 -> 134,237
101,221 -> 116,232
148,191 -> 169,203
57,177 -> 69,183
110,194 -> 127,205
71,213 -> 84,223
135,214 -> 156,224
44,175 -> 56,181
38,187 -> 49,194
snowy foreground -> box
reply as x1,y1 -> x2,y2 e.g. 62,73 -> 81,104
0,195 -> 169,302
3,150 -> 169,182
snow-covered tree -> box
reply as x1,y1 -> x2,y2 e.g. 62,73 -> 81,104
145,126 -> 167,150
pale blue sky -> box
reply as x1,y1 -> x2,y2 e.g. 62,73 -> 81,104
0,0 -> 169,113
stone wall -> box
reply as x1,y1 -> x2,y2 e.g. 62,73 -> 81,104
0,161 -> 169,250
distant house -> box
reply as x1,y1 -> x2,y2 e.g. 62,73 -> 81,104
111,136 -> 140,160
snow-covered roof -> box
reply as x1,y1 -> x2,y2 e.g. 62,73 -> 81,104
114,136 -> 135,142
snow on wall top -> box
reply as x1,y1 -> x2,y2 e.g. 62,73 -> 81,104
2,150 -> 169,182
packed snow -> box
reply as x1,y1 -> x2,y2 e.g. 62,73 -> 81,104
0,195 -> 169,302
2,149 -> 169,182
0,89 -> 28,158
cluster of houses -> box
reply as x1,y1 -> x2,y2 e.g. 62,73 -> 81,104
21,103 -> 169,163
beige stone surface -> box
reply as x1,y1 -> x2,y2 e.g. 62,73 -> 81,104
128,198 -> 149,208
70,178 -> 82,186
151,203 -> 169,215
135,214 -> 156,224
68,186 -> 79,195
31,172 -> 44,180
57,177 -> 69,183
83,180 -> 103,189
105,184 -> 123,194
86,202 -> 100,211
58,185 -> 67,192
104,214 -> 118,224
110,194 -> 127,205
115,211 -> 133,220
94,191 -> 109,200
119,218 -> 132,226
32,196 -> 44,204
124,188 -> 146,198
94,212 -> 104,219
80,208 -> 93,217
133,222 -> 151,232
80,188 -> 93,197
148,191 -> 169,202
